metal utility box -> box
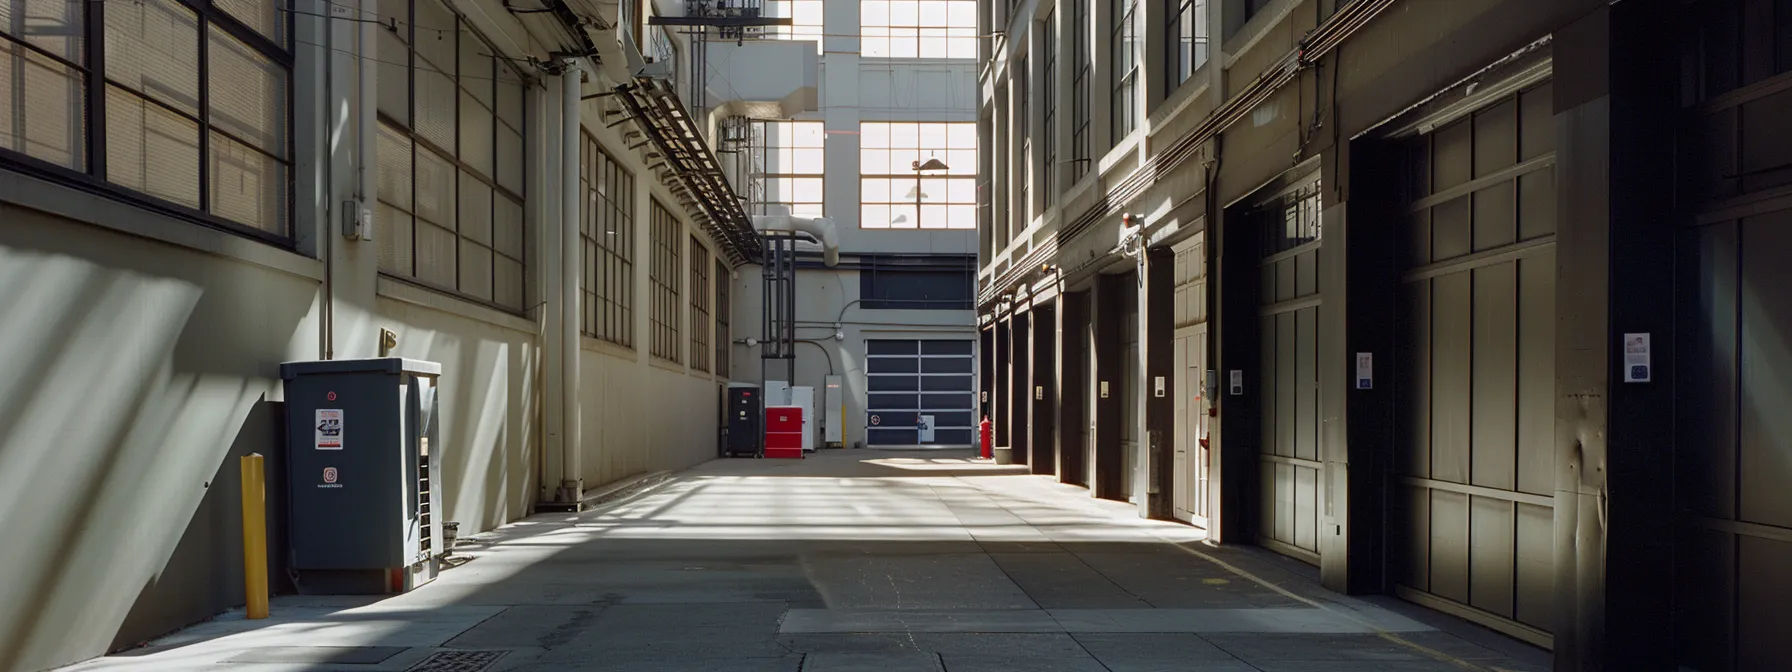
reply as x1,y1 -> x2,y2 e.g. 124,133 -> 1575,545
790,385 -> 816,453
824,375 -> 844,447
280,358 -> 443,594
725,382 -> 763,457
764,405 -> 805,459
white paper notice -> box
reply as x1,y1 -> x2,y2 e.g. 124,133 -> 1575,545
315,409 -> 344,450
1356,353 -> 1374,390
1623,333 -> 1651,383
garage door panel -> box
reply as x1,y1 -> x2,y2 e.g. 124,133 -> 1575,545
921,357 -> 974,374
1519,83 -> 1553,160
1474,99 -> 1519,177
930,411 -> 974,427
1518,254 -> 1557,496
1296,249 -> 1319,297
1431,272 -> 1474,484
868,428 -> 919,444
1519,168 -> 1556,239
1469,496 -> 1516,618
1429,489 -> 1472,604
1435,119 -> 1474,190
1399,484 -> 1431,590
1296,307 -> 1319,462
1675,225 -> 1738,518
1473,182 -> 1518,252
1261,315 -> 1278,455
921,375 -> 974,392
1515,501 -> 1555,630
870,341 -> 918,355
934,429 -> 974,444
869,375 -> 920,391
1276,256 -> 1297,302
922,340 -> 975,355
1403,283 -> 1432,479
1433,196 -> 1474,261
1471,263 -> 1518,490
1276,311 -> 1297,458
1276,462 -> 1296,543
1295,465 -> 1319,551
1407,210 -> 1432,267
870,393 -> 920,409
922,393 -> 975,409
868,358 -> 920,373
1738,535 -> 1792,669
1740,213 -> 1792,529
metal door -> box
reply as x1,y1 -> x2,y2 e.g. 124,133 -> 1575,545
865,339 -> 976,446
1172,235 -> 1209,526
1392,82 -> 1556,646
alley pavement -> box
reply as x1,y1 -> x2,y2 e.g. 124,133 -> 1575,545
63,451 -> 1551,672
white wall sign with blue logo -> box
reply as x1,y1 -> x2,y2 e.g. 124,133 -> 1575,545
1355,353 -> 1373,390
1623,333 -> 1651,383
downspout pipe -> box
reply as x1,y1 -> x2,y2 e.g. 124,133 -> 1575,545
751,210 -> 840,267
559,58 -> 584,504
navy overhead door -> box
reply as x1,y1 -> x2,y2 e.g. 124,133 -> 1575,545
865,339 -> 976,446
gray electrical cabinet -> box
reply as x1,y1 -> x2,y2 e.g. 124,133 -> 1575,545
281,358 -> 443,594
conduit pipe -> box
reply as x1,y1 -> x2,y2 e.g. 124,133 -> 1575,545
559,59 -> 583,503
751,209 -> 840,267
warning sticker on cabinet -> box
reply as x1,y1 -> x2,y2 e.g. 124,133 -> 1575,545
315,409 -> 344,450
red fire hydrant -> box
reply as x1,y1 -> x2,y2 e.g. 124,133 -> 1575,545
979,416 -> 993,460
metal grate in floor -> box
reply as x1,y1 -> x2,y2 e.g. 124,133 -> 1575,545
407,650 -> 507,672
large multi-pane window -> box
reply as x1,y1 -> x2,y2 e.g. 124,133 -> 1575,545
761,1 -> 824,50
649,199 -> 683,363
716,259 -> 731,377
1040,9 -> 1057,205
581,133 -> 635,347
862,0 -> 978,58
376,0 -> 529,311
860,122 -> 977,229
0,0 -> 292,240
1166,0 -> 1209,93
689,238 -> 711,373
751,120 -> 825,218
1110,0 -> 1140,143
1070,0 -> 1091,180
1015,55 -> 1029,223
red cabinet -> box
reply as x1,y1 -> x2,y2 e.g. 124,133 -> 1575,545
764,406 -> 805,459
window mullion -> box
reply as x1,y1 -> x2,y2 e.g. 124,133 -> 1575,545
86,0 -> 108,177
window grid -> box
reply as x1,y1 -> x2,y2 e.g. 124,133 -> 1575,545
650,199 -> 683,363
689,237 -> 711,373
750,120 -> 825,218
1166,0 -> 1209,94
1040,9 -> 1057,206
861,0 -> 978,58
580,132 -> 635,347
0,0 -> 294,241
860,121 -> 977,229
1015,54 -> 1029,224
716,259 -> 731,377
759,0 -> 824,51
1110,0 -> 1139,143
1071,0 -> 1092,181
375,0 -> 530,312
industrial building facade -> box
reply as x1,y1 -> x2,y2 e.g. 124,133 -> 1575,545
976,0 -> 1792,669
0,0 -> 967,670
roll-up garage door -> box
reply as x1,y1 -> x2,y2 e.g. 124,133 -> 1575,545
1394,82 -> 1555,645
1255,178 -> 1325,565
866,339 -> 976,446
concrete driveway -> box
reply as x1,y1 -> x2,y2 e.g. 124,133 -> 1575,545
61,450 -> 1549,672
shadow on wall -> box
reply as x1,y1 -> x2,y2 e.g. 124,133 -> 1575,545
0,232 -> 319,672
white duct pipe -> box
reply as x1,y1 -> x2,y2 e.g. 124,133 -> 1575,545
560,60 -> 583,503
751,211 -> 840,267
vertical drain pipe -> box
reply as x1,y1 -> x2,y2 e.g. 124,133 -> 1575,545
560,59 -> 584,505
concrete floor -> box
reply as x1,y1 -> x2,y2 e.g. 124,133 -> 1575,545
64,450 -> 1552,672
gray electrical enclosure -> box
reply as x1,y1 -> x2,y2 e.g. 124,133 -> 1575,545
281,358 -> 443,594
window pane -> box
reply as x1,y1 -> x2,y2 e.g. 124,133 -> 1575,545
376,28 -> 411,126
208,25 -> 288,158
377,121 -> 413,207
459,239 -> 494,300
414,145 -> 456,228
497,124 -> 524,194
459,170 -> 493,244
105,86 -> 201,208
415,68 -> 457,151
495,194 -> 524,258
377,202 -> 414,274
215,0 -> 286,46
0,42 -> 85,170
106,0 -> 199,116
209,131 -> 287,234
415,219 -> 457,287
460,91 -> 494,176
863,1 -> 890,26
0,0 -> 85,60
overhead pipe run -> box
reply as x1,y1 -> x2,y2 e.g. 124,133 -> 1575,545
751,207 -> 840,268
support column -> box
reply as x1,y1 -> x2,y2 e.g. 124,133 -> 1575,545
1140,248 -> 1176,519
1031,300 -> 1058,475
995,317 -> 1011,451
1551,3 -> 1677,669
1011,308 -> 1031,465
557,60 -> 584,505
1210,190 -> 1261,543
1092,273 -> 1125,500
1058,290 -> 1089,485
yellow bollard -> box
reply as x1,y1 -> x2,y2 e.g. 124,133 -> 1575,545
240,453 -> 270,620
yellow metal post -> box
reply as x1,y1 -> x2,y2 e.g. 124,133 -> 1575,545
240,453 -> 269,619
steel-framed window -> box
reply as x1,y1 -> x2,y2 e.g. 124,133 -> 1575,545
0,0 -> 293,242
1015,54 -> 1029,223
1040,8 -> 1057,205
716,259 -> 731,377
861,0 -> 977,58
375,0 -> 530,311
1110,0 -> 1139,143
1165,0 -> 1209,94
649,198 -> 683,363
1070,0 -> 1091,180
759,0 -> 824,51
581,132 -> 635,347
689,237 -> 711,373
750,119 -> 824,218
860,121 -> 976,229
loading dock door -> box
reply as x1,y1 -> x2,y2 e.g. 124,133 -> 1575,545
1393,82 -> 1556,646
1255,179 -> 1325,565
866,339 -> 976,446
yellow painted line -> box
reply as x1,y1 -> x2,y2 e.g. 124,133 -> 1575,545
1155,537 -> 1498,672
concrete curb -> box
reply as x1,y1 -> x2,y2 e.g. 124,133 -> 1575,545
578,470 -> 674,509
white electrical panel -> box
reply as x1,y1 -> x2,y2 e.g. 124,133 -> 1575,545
791,386 -> 816,452
824,375 -> 844,446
